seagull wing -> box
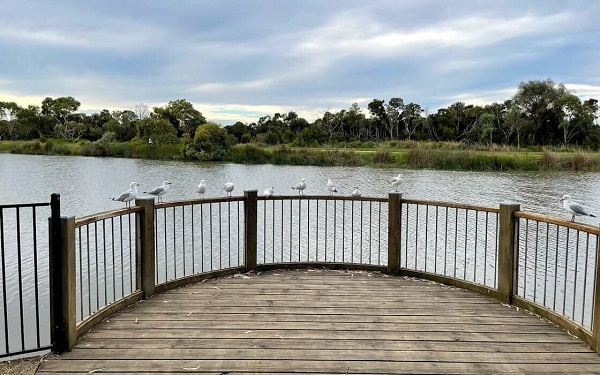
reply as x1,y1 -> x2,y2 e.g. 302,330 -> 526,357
569,201 -> 590,216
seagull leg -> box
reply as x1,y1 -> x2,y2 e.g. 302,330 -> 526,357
571,215 -> 575,222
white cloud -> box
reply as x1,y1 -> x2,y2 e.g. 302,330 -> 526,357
565,84 -> 600,100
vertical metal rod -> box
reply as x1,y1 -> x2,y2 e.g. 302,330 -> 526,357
280,200 -> 284,262
16,208 -> 25,350
444,207 -> 448,276
153,213 -> 158,283
289,200 -> 292,262
582,233 -> 591,325
102,220 -> 107,303
405,204 -> 409,268
360,201 -> 364,264
173,208 -> 177,278
563,228 -> 570,315
163,208 -> 167,281
95,221 -> 99,311
0,210 -> 8,353
534,221 -> 539,301
128,212 -> 133,294
219,203 -> 222,269
325,200 -> 328,262
378,202 -> 381,265
425,205 -> 429,272
200,204 -> 204,273
120,216 -> 124,298
474,210 -> 478,283
349,200 -> 352,263
369,201 -> 372,265
553,225 -> 559,311
111,218 -> 116,302
239,201 -> 242,266
483,212 -> 488,286
86,224 -> 92,316
434,206 -> 439,273
228,202 -> 231,268
32,207 -> 41,347
333,200 -> 337,262
78,226 -> 83,319
272,200 -> 275,263
209,203 -> 213,270
298,199 -> 301,262
453,208 -> 458,278
494,214 -> 499,288
316,200 -> 319,262
307,199 -> 311,261
191,205 -> 195,274
183,206 -> 186,276
543,222 -> 549,307
524,219 -> 529,298
463,209 -> 468,280
415,204 -> 419,270
572,230 -> 580,320
263,201 -> 267,262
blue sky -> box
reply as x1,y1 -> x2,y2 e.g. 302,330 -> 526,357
1,0 -> 599,124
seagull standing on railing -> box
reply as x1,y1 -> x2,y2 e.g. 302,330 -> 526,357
351,186 -> 361,198
144,181 -> 171,203
388,173 -> 403,192
561,194 -> 596,222
264,187 -> 274,198
224,182 -> 235,197
327,179 -> 338,196
196,180 -> 206,199
292,178 -> 307,195
111,181 -> 140,208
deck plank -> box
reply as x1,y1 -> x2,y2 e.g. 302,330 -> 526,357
37,269 -> 600,374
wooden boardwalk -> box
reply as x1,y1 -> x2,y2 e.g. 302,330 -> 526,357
38,269 -> 600,374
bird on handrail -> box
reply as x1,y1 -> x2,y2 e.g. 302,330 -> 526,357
111,181 -> 140,208
388,173 -> 403,192
292,178 -> 307,195
561,194 -> 596,222
224,182 -> 235,197
264,187 -> 274,198
196,180 -> 206,199
327,178 -> 338,196
351,186 -> 361,198
144,181 -> 171,203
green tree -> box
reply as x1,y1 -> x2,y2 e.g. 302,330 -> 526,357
183,122 -> 231,160
0,101 -> 20,140
153,99 -> 205,138
41,96 -> 81,125
136,117 -> 179,144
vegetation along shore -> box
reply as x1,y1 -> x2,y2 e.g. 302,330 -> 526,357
1,78 -> 598,171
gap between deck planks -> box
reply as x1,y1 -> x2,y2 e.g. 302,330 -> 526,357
37,268 -> 600,374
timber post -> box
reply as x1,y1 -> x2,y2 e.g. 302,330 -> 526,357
497,202 -> 520,304
244,190 -> 258,272
49,211 -> 76,353
136,197 -> 156,299
387,193 -> 402,275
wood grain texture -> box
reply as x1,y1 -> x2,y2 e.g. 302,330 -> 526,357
38,269 -> 600,374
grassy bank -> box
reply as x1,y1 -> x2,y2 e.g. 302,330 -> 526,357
2,139 -> 600,171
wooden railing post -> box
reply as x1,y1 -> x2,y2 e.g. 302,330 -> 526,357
387,193 -> 402,275
49,213 -> 76,353
592,235 -> 600,353
497,202 -> 520,304
244,190 -> 258,272
136,197 -> 155,299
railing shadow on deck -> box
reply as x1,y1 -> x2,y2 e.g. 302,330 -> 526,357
39,191 -> 600,357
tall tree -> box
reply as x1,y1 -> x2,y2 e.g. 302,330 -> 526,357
153,99 -> 205,138
41,96 -> 81,125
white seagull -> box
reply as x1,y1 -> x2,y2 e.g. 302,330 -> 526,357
388,173 -> 404,192
196,180 -> 207,199
327,178 -> 338,196
111,181 -> 140,207
224,182 -> 235,197
561,195 -> 596,222
264,187 -> 275,198
145,181 -> 171,202
351,186 -> 361,198
292,178 -> 307,195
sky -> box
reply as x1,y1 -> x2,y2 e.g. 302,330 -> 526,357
1,0 -> 599,124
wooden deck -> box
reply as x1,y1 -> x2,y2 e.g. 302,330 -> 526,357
38,269 -> 600,374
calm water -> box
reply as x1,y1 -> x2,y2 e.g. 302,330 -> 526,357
1,153 -> 600,355
1,153 -> 599,221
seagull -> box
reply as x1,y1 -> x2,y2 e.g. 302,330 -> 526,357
351,186 -> 361,198
388,173 -> 403,192
224,182 -> 235,197
264,187 -> 274,198
561,195 -> 596,222
111,181 -> 140,208
327,178 -> 338,196
292,178 -> 307,195
196,180 -> 206,199
144,181 -> 171,203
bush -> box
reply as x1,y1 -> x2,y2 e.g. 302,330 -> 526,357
183,122 -> 231,161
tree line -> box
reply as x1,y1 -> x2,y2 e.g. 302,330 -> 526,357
1,79 -> 599,161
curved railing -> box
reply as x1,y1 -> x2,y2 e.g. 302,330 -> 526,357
14,191 -> 600,357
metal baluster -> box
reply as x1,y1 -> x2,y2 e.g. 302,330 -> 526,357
0,210 -> 8,352
563,228 -> 570,315
543,222 -> 549,307
572,230 -> 580,321
32,207 -> 41,347
534,221 -> 540,302
524,219 -> 529,298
